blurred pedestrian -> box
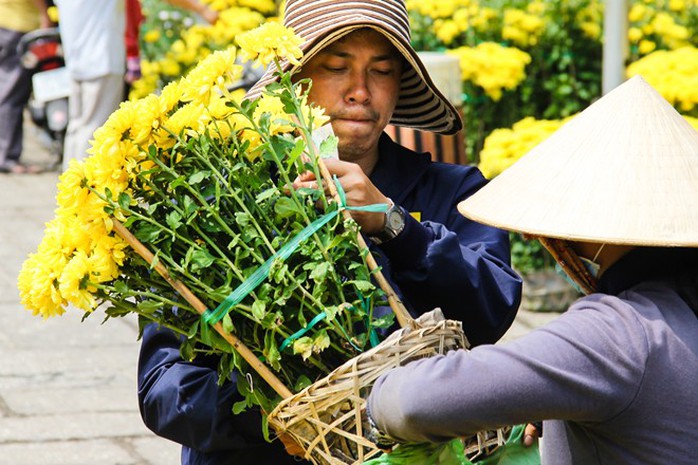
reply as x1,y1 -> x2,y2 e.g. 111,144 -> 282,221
54,0 -> 127,172
56,0 -> 217,172
0,0 -> 50,174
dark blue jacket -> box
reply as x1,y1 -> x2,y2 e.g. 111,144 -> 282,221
137,133 -> 522,464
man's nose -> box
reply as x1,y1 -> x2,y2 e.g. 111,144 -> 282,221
345,72 -> 371,105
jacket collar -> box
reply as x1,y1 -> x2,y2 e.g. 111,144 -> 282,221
369,133 -> 432,205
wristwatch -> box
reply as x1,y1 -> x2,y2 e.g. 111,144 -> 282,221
370,199 -> 406,245
364,402 -> 398,450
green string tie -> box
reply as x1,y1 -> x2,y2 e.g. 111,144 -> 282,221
202,176 -> 388,326
279,294 -> 379,353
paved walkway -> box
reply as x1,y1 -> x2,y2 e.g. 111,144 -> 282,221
0,118 -> 561,465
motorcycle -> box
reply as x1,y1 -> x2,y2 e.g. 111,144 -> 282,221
17,27 -> 70,166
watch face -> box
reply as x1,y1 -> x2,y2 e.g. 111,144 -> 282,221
387,209 -> 405,231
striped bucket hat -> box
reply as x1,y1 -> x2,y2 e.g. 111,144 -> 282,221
245,0 -> 463,135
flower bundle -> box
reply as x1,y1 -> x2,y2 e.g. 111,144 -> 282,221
18,23 -> 394,414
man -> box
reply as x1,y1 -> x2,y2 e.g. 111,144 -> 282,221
367,76 -> 698,464
137,1 -> 522,463
0,0 -> 49,174
55,0 -> 217,172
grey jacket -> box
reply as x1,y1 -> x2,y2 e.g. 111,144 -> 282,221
368,249 -> 698,464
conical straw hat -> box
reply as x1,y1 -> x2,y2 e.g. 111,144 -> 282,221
458,75 -> 698,247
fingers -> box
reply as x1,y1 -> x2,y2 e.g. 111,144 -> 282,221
523,422 -> 541,447
321,158 -> 355,176
291,170 -> 319,191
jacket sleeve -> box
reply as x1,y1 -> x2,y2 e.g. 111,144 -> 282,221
367,296 -> 649,443
378,169 -> 522,346
137,322 -> 267,452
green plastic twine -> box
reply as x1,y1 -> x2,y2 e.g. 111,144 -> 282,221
278,296 -> 379,353
202,176 -> 388,326
279,311 -> 329,352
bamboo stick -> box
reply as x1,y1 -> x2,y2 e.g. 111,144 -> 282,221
112,220 -> 293,399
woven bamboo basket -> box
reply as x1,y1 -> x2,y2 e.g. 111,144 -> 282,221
267,309 -> 510,465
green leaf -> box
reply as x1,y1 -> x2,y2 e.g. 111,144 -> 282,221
350,280 -> 375,292
319,135 -> 339,159
187,320 -> 200,339
189,248 -> 216,272
372,313 -> 396,329
313,330 -> 330,354
232,400 -> 250,415
234,212 -> 250,227
324,305 -> 340,322
188,170 -> 210,185
118,192 -> 131,210
180,338 -> 195,362
309,262 -> 332,283
113,280 -> 129,294
170,175 -> 187,190
274,197 -> 299,218
134,222 -> 161,243
293,375 -> 312,392
222,313 -> 234,334
264,331 -> 281,371
251,300 -> 266,322
270,261 -> 289,284
255,188 -> 277,204
182,196 -> 198,219
166,210 -> 182,231
287,138 -> 306,167
292,336 -> 314,360
137,299 -> 163,314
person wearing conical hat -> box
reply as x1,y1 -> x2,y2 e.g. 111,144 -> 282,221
136,1 -> 522,464
366,75 -> 698,463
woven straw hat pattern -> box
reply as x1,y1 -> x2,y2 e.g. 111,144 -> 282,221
245,0 -> 463,135
458,75 -> 698,247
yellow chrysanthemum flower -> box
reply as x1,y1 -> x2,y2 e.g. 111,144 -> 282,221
479,116 -> 574,179
143,29 -> 161,43
449,43 -> 531,101
236,22 -> 304,67
684,115 -> 698,131
18,251 -> 66,318
254,93 -> 296,135
180,47 -> 242,105
638,39 -> 657,55
58,250 -> 98,312
627,47 -> 698,113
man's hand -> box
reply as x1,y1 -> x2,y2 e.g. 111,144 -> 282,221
165,0 -> 219,24
197,5 -> 219,25
292,158 -> 390,235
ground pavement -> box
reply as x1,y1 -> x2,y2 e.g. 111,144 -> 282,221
0,118 -> 560,465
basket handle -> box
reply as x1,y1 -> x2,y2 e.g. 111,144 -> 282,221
112,220 -> 294,399
300,127 -> 414,329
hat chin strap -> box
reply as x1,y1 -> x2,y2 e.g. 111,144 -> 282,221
538,237 -> 598,294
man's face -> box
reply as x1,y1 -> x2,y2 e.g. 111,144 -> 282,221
295,29 -> 403,163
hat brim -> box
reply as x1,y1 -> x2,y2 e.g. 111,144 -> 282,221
245,20 -> 463,135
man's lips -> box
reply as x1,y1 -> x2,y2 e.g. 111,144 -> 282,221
331,111 -> 379,124
335,118 -> 373,124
